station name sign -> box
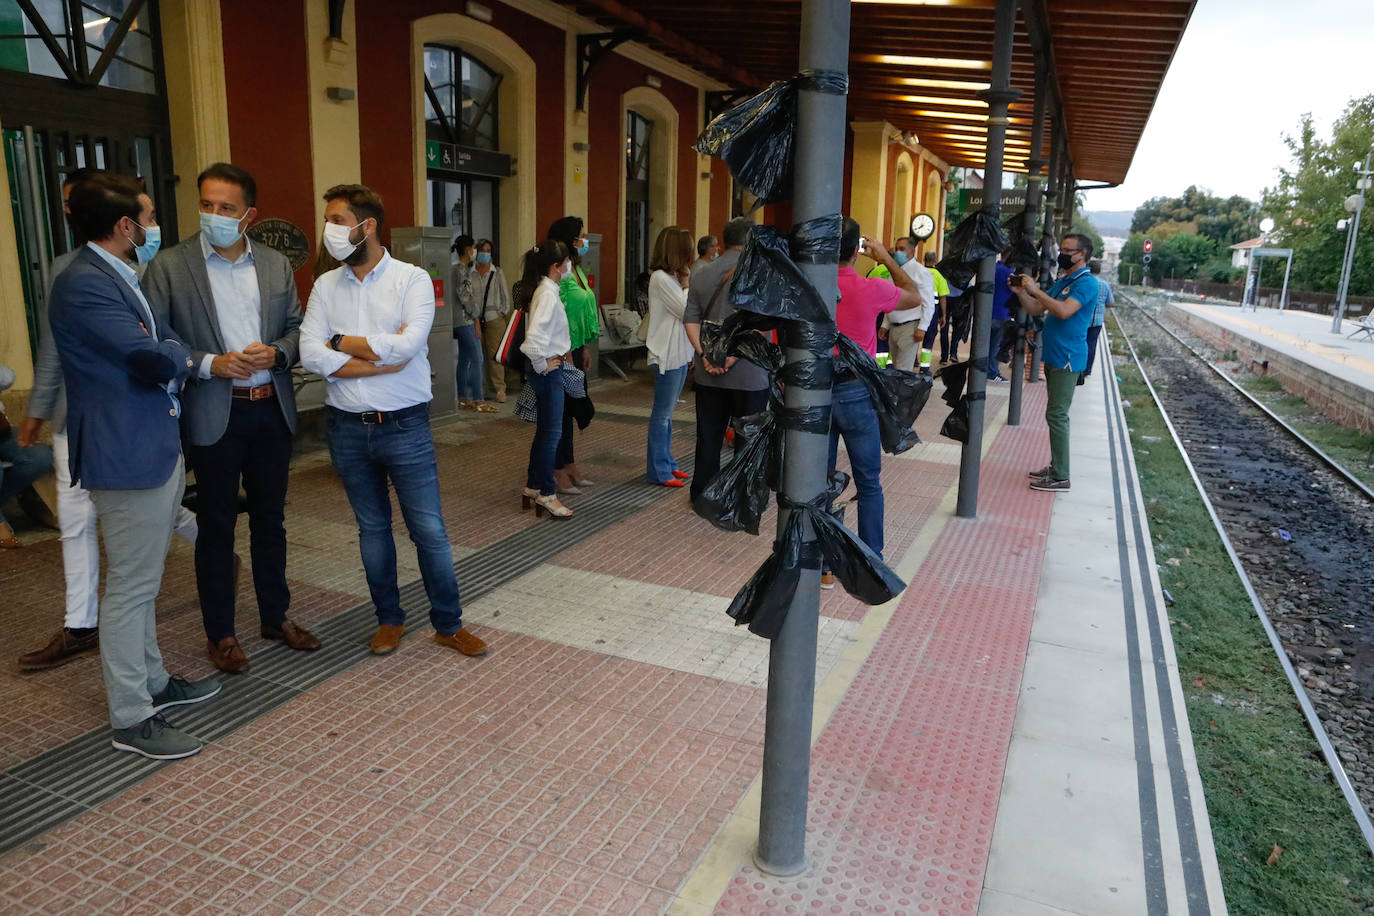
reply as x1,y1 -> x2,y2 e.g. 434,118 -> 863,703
958,189 -> 1027,214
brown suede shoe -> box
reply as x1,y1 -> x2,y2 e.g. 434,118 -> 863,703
370,624 -> 405,655
434,627 -> 488,657
261,620 -> 322,651
18,627 -> 99,671
207,636 -> 250,673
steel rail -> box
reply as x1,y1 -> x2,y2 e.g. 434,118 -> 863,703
1107,308 -> 1374,859
1116,290 -> 1374,504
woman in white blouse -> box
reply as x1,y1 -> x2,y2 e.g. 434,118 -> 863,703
518,239 -> 574,519
644,227 -> 696,486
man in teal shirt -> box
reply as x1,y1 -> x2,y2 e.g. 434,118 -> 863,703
1009,233 -> 1098,492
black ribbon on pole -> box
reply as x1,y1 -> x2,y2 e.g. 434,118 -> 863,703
692,71 -> 939,637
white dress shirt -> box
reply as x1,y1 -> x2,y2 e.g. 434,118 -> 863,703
197,234 -> 270,387
519,277 -> 571,372
299,250 -> 436,411
646,269 -> 692,373
884,259 -> 936,327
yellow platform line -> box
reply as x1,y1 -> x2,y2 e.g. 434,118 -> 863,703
668,410 -> 1009,915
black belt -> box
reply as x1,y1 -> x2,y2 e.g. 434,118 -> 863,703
328,403 -> 428,425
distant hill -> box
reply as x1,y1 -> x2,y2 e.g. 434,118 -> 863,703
1084,209 -> 1135,238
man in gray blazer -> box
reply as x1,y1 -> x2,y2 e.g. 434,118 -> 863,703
145,162 -> 321,673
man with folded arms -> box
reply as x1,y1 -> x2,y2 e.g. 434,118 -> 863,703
300,184 -> 487,659
145,162 -> 321,672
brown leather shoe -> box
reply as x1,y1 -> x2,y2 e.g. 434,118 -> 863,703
207,636 -> 250,673
434,627 -> 488,657
261,620 -> 322,651
18,627 -> 99,671
370,624 -> 405,655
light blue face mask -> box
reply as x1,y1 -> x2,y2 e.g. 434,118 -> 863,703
475,251 -> 493,265
577,240 -> 590,257
200,210 -> 247,249
893,250 -> 909,266
134,224 -> 162,264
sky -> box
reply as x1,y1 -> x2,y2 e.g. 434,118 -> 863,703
1080,0 -> 1374,216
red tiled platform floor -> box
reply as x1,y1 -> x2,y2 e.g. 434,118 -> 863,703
0,371 -> 1048,915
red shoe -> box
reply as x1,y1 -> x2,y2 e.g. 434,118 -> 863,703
671,470 -> 690,480
660,479 -> 686,488
725,428 -> 735,446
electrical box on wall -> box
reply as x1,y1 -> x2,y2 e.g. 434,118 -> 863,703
390,227 -> 458,417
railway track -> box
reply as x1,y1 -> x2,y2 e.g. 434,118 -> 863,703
1111,291 -> 1374,854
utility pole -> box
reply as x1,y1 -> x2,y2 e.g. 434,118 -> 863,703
1333,151 -> 1373,334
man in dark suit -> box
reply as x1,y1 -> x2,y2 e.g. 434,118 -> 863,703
145,162 -> 319,673
51,173 -> 220,760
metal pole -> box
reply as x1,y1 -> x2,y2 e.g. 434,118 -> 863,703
1334,220 -> 1357,327
754,0 -> 849,877
1333,152 -> 1370,333
1279,251 -> 1292,311
956,0 -> 1019,520
1010,57 -> 1047,427
21,126 -> 52,295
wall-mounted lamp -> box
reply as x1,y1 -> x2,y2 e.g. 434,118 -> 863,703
572,141 -> 591,152
326,87 -> 355,101
646,75 -> 662,89
466,2 -> 493,23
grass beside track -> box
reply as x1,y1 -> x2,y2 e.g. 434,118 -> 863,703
1108,312 -> 1374,915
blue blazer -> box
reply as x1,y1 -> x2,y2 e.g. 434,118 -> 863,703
50,246 -> 195,490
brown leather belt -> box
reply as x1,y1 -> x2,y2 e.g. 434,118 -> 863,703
231,383 -> 275,401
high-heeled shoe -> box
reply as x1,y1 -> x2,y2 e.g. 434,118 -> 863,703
572,477 -> 595,487
520,487 -> 539,510
557,484 -> 583,496
671,470 -> 690,480
658,479 -> 685,488
534,495 -> 573,519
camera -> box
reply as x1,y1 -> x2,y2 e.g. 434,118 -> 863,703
1009,274 -> 1025,288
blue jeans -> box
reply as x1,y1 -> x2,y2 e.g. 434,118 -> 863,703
827,379 -> 884,557
326,406 -> 463,633
455,324 -> 484,402
0,437 -> 52,525
646,364 -> 688,482
987,323 -> 1005,379
526,365 -> 565,496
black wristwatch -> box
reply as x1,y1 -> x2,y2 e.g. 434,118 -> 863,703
328,333 -> 344,352
272,345 -> 288,369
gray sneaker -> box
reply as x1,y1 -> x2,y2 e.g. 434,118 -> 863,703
1029,477 -> 1071,492
111,715 -> 203,760
1027,465 -> 1055,479
151,676 -> 221,713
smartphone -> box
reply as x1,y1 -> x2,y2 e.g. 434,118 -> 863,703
1009,274 -> 1025,288
859,236 -> 868,255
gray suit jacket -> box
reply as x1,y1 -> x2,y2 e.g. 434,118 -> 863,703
26,248 -> 82,431
144,233 -> 301,447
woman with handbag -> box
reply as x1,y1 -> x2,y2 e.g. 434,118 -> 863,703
546,216 -> 597,494
644,227 -> 694,487
517,240 -> 574,520
473,238 -> 515,402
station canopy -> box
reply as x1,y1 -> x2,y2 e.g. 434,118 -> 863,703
558,0 -> 1196,185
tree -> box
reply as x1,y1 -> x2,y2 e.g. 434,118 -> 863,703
1116,231 -> 1218,283
1261,94 -> 1374,296
1131,185 -> 1259,248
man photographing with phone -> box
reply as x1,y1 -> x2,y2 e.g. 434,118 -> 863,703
1008,233 -> 1098,493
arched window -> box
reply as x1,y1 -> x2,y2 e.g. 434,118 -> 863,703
423,44 -> 500,151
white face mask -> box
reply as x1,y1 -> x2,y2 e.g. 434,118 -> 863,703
323,220 -> 367,261
558,259 -> 573,281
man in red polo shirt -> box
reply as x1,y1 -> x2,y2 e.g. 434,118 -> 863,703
826,218 -> 922,584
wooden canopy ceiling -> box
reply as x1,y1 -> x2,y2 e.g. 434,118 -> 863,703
559,0 -> 1196,186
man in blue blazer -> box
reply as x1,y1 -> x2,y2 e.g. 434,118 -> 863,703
145,162 -> 319,673
51,173 -> 221,760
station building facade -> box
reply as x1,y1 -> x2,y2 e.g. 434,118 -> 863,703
0,0 -> 949,402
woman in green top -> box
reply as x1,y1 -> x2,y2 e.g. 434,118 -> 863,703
547,216 -> 598,493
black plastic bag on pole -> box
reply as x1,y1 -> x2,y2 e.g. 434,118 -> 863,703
694,71 -> 849,206
936,209 -> 1012,290
699,309 -> 785,376
726,494 -> 906,639
729,219 -> 837,325
1001,209 -> 1040,271
937,361 -> 973,443
695,408 -> 779,536
833,333 -> 932,455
